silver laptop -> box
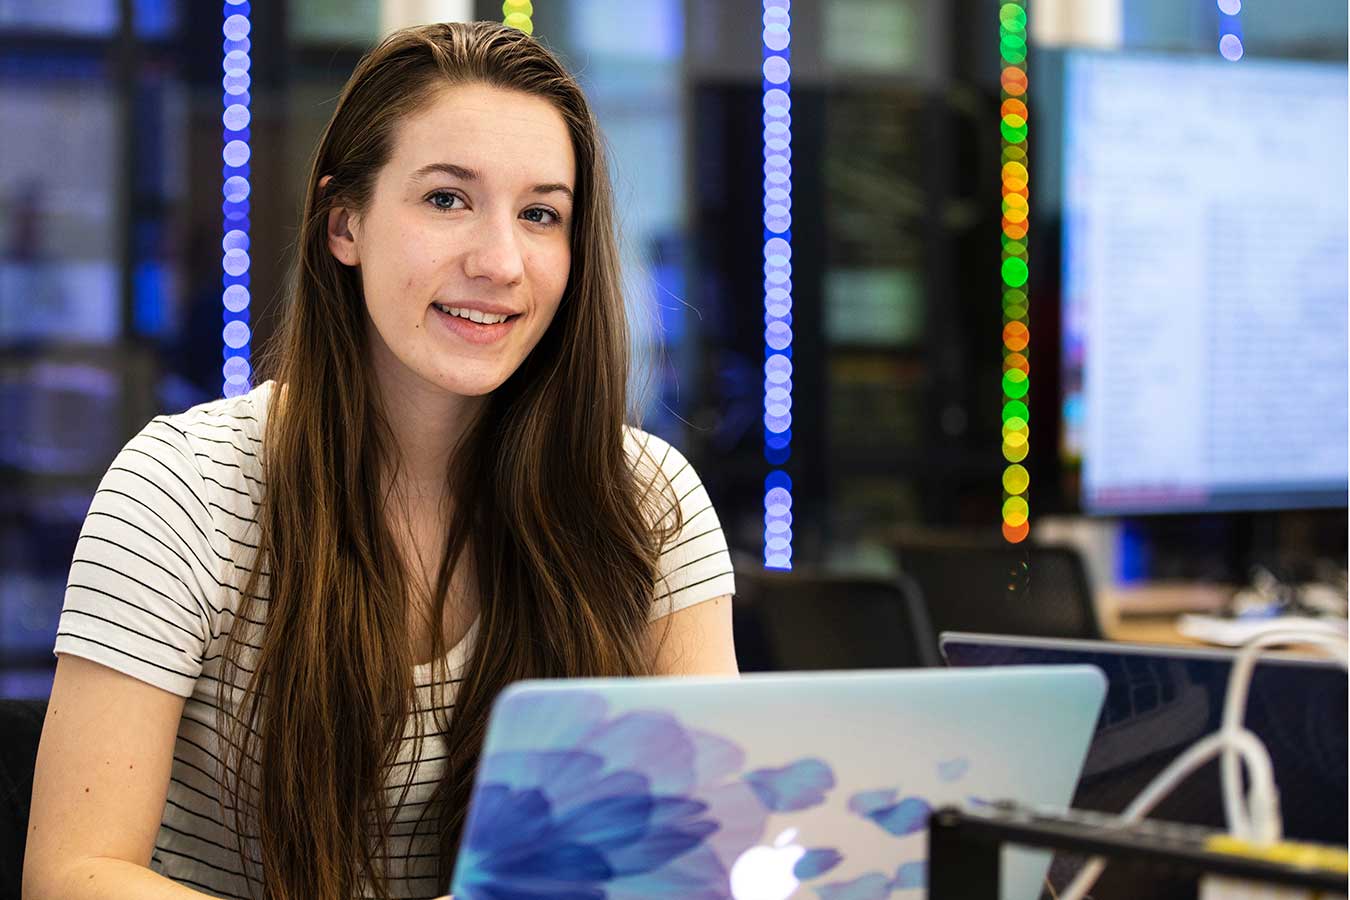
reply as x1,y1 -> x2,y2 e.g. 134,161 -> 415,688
449,666 -> 1106,900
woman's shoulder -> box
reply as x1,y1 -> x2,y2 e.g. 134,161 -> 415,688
165,381 -> 272,454
111,382 -> 272,523
621,425 -> 695,486
622,427 -> 735,611
621,426 -> 714,536
59,385 -> 277,696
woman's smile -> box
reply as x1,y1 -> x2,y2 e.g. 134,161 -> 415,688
430,302 -> 522,346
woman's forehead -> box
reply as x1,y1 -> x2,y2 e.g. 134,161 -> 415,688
388,83 -> 575,189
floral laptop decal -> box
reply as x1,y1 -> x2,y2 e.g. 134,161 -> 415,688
451,667 -> 1106,900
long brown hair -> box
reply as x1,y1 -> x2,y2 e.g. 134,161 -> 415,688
218,21 -> 679,900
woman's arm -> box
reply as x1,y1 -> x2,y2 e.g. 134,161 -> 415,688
22,655 -> 211,900
647,594 -> 739,676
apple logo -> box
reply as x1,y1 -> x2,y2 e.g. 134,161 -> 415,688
729,827 -> 808,900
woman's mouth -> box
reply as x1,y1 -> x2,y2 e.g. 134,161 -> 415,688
431,303 -> 521,345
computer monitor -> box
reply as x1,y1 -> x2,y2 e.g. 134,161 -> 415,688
1057,51 -> 1348,514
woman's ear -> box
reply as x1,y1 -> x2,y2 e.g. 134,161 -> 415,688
320,175 -> 361,267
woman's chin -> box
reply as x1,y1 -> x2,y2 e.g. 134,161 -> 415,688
428,372 -> 507,399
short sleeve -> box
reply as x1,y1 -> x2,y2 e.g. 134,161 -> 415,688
629,431 -> 736,621
54,418 -> 219,697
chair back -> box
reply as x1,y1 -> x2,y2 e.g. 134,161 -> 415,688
0,699 -> 47,899
733,567 -> 939,671
895,539 -> 1102,641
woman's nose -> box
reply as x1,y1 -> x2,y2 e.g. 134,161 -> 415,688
461,213 -> 525,286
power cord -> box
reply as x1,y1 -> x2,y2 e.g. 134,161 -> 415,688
1056,627 -> 1349,900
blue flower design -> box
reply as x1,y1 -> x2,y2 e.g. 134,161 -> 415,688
814,861 -> 926,899
834,759 -> 973,896
816,872 -> 894,900
893,860 -> 926,890
452,689 -> 770,899
937,757 -> 969,783
454,689 -> 949,899
847,790 -> 930,838
794,848 -> 844,879
745,758 -> 836,812
848,789 -> 898,817
866,797 -> 931,837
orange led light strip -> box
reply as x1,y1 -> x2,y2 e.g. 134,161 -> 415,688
999,1 -> 1030,543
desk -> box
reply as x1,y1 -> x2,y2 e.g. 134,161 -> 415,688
1109,613 -> 1209,646
1100,581 -> 1233,647
1102,583 -> 1340,656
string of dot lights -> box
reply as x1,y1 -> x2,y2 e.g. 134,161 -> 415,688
1217,0 -> 1244,61
502,0 -> 534,34
999,1 -> 1031,544
221,1 -> 252,398
762,0 -> 793,570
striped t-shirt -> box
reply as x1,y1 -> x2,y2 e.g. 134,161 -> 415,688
54,380 -> 736,899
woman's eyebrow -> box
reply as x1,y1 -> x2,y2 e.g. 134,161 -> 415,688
410,161 -> 573,202
531,182 -> 574,203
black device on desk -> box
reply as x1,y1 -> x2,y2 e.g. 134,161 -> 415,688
940,633 -> 1348,846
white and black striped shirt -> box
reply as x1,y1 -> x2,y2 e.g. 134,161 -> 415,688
54,380 -> 736,899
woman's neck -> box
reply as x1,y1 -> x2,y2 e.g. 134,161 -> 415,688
371,355 -> 486,507
372,363 -> 485,617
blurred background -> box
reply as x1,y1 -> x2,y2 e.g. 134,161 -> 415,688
0,0 -> 1346,699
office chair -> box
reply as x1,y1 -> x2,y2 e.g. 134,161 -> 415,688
894,538 -> 1103,641
0,699 -> 47,899
733,567 -> 940,672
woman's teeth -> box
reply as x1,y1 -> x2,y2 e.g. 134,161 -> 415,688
434,304 -> 511,325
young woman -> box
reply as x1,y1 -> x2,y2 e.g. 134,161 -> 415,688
24,21 -> 737,900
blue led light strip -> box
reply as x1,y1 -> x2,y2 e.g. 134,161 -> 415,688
221,0 -> 253,398
762,0 -> 793,570
1217,0 -> 1244,61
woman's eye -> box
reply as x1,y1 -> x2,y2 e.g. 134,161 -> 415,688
427,191 -> 461,211
523,207 -> 561,226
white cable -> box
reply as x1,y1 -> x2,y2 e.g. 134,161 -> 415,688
1127,730 -> 1277,837
1056,627 -> 1347,900
1058,729 -> 1276,900
1220,630 -> 1349,841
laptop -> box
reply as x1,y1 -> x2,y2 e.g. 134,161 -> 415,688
940,632 -> 1349,845
448,666 -> 1106,900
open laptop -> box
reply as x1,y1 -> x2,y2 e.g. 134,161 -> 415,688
940,632 -> 1349,845
448,666 -> 1106,900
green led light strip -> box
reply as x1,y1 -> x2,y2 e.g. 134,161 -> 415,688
999,1 -> 1030,544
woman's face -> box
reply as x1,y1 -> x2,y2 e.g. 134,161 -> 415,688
328,82 -> 576,400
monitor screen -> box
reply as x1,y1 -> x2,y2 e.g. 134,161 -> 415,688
1058,52 -> 1348,514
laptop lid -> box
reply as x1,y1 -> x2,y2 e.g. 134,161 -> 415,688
449,666 -> 1106,900
939,632 -> 1348,845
